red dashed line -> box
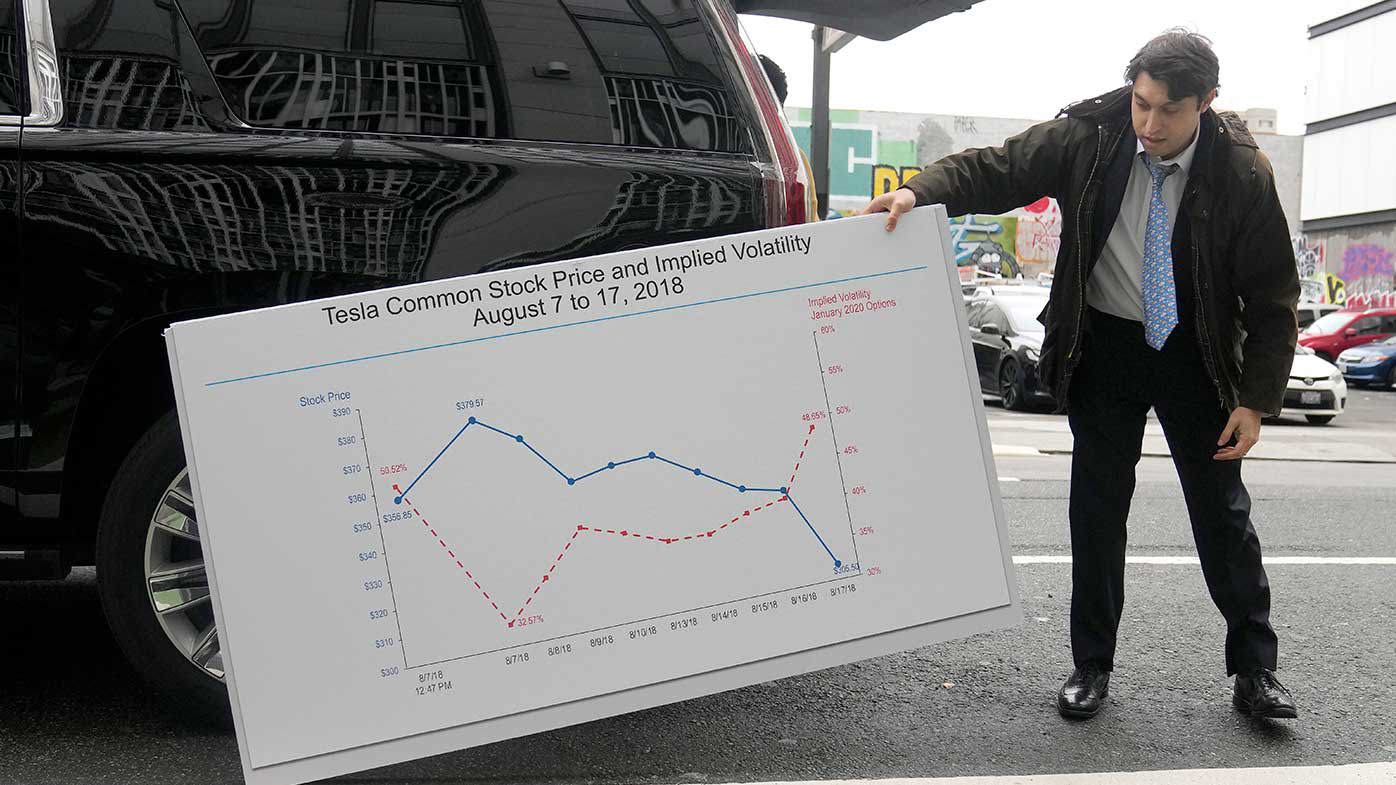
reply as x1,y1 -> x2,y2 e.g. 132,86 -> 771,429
390,423 -> 817,627
789,426 -> 814,485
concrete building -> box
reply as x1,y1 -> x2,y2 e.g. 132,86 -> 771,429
1241,109 -> 1305,238
1299,1 -> 1396,308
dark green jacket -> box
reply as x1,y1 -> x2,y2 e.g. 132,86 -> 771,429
902,86 -> 1300,415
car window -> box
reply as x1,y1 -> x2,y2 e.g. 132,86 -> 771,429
981,304 -> 1008,332
1296,308 -> 1317,329
1382,315 -> 1396,333
181,0 -> 747,151
559,0 -> 746,151
1003,298 -> 1048,333
1354,316 -> 1382,335
964,300 -> 985,329
1305,312 -> 1349,335
0,0 -> 18,116
49,0 -> 212,130
182,0 -> 507,138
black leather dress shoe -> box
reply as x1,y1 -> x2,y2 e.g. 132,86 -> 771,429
1233,669 -> 1298,718
1057,663 -> 1110,718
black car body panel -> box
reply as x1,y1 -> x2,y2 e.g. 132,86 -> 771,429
2,0 -> 809,566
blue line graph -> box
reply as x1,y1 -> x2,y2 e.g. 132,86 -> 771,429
394,416 -> 841,568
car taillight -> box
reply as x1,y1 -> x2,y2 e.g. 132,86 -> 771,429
709,2 -> 810,226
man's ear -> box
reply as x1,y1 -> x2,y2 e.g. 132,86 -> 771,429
1198,88 -> 1218,114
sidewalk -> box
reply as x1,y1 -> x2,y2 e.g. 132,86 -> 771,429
985,416 -> 1396,463
684,763 -> 1396,785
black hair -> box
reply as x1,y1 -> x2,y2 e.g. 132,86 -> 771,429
758,54 -> 788,106
1125,28 -> 1220,102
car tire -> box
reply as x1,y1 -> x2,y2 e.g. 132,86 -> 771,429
1315,351 -> 1334,363
999,358 -> 1026,411
1388,365 -> 1396,389
1305,415 -> 1335,425
96,410 -> 231,726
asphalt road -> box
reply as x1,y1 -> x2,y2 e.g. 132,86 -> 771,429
2,393 -> 1394,785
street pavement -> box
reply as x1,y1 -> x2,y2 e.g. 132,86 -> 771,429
2,391 -> 1394,785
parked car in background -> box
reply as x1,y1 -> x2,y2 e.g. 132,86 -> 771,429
1279,346 -> 1347,425
1296,301 -> 1341,330
961,277 -> 1049,303
2,0 -> 880,721
965,290 -> 1053,411
1298,308 -> 1396,362
1337,336 -> 1396,388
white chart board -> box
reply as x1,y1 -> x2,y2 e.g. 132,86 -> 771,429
165,206 -> 1021,785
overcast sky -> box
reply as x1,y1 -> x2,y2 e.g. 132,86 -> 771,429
740,0 -> 1370,136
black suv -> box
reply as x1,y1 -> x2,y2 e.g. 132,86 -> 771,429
0,0 -> 923,719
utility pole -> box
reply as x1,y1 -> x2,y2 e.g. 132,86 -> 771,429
811,25 -> 832,219
811,26 -> 858,220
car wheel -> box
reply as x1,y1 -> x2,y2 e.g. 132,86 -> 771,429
999,358 -> 1026,411
1388,365 -> 1396,389
1305,415 -> 1335,425
96,410 -> 230,724
1315,351 -> 1334,363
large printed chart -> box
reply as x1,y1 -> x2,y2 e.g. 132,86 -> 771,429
166,207 -> 1020,785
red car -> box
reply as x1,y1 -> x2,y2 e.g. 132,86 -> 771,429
1298,308 -> 1396,362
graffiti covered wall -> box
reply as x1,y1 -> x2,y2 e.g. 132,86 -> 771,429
1341,243 -> 1396,309
791,105 -> 1304,281
1293,235 -> 1329,303
792,108 -> 1060,277
1290,227 -> 1396,309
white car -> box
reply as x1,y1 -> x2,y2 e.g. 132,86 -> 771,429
1280,345 -> 1347,424
1296,301 -> 1341,330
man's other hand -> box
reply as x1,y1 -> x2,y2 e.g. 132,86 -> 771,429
1215,406 -> 1263,461
859,188 -> 917,232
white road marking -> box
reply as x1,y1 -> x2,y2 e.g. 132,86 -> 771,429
991,445 -> 1045,457
684,762 -> 1396,784
1013,555 -> 1396,566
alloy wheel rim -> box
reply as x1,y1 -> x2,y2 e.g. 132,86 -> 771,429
1000,364 -> 1019,407
143,468 -> 224,682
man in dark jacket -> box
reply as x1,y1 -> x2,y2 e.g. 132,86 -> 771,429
863,30 -> 1299,720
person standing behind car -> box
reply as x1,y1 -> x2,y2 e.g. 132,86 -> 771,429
861,29 -> 1300,721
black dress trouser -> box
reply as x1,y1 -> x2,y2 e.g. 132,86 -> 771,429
1067,307 -> 1279,676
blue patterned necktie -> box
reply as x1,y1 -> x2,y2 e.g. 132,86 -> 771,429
1142,160 -> 1180,350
